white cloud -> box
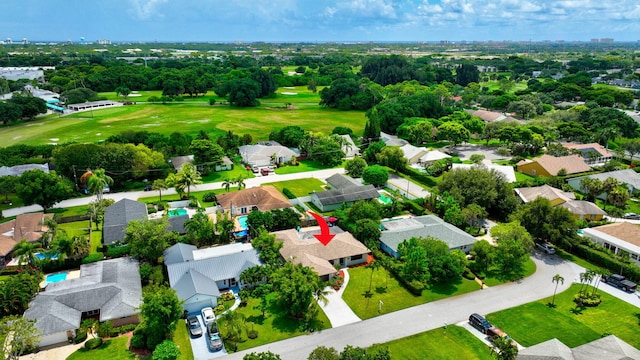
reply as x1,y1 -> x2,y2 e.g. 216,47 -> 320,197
129,0 -> 167,20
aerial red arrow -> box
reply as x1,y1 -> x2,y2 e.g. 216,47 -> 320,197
307,211 -> 335,246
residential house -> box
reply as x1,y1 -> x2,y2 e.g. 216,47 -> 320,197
400,144 -> 427,165
380,132 -> 408,147
273,226 -> 370,280
567,169 -> 640,197
339,134 -> 360,158
311,174 -> 379,212
102,199 -> 148,245
215,186 -> 293,215
516,154 -> 590,177
0,163 -> 50,177
379,215 -> 478,258
0,212 -> 53,266
469,109 -> 506,122
515,184 -> 605,221
517,335 -> 640,360
239,141 -> 297,168
164,242 -> 262,312
24,258 -> 142,347
563,142 -> 613,165
418,149 -> 451,166
170,154 -> 232,172
581,222 -> 640,266
452,160 -> 517,183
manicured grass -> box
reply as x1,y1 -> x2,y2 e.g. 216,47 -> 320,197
481,258 -> 536,287
514,171 -> 536,183
486,284 -> 640,349
48,204 -> 90,217
0,193 -> 24,212
369,325 -> 494,360
274,160 -> 344,175
262,178 -> 326,197
200,167 -> 254,183
138,188 -> 234,204
0,102 -> 366,148
218,293 -> 330,353
173,321 -> 195,360
554,248 -> 608,274
67,336 -> 136,360
343,258 -> 535,320
58,221 -> 102,253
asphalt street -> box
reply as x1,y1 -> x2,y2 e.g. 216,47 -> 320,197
220,252 -> 579,360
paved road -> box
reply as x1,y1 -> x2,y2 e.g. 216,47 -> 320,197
220,253 -> 579,360
2,168 -> 346,218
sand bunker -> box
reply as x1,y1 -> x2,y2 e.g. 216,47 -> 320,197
49,138 -> 59,141
128,94 -> 142,97
284,87 -> 295,89
281,92 -> 297,95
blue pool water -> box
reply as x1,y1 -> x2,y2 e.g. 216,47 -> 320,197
237,215 -> 248,230
45,272 -> 68,284
378,194 -> 392,205
168,208 -> 188,217
35,252 -> 58,261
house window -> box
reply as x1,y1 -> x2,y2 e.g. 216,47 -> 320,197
351,254 -> 363,260
82,309 -> 100,317
339,258 -> 345,265
241,207 -> 247,214
631,253 -> 638,261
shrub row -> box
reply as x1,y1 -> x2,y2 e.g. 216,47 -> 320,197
106,244 -> 131,258
282,188 -> 296,199
570,243 -> 640,283
397,167 -> 437,188
385,258 -> 424,296
202,192 -> 217,202
85,338 -> 103,350
402,199 -> 425,215
81,252 -> 105,264
74,330 -> 87,343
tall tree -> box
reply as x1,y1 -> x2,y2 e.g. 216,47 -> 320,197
376,146 -> 407,172
12,239 -> 41,267
16,170 -> 74,212
491,221 -> 533,277
124,219 -> 174,265
86,168 -> 114,201
0,315 -> 41,360
271,262 -> 324,318
551,274 -> 564,306
152,179 -> 168,201
169,163 -> 202,199
139,285 -> 183,350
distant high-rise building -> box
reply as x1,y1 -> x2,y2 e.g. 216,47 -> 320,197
97,39 -> 111,45
600,38 -> 614,43
22,38 -> 28,45
6,38 -> 12,44
556,40 -> 565,44
590,38 -> 599,43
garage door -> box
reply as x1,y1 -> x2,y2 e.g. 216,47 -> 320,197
40,331 -> 70,347
184,298 -> 215,314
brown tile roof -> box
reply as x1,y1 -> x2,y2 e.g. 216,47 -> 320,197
216,186 -> 292,212
274,227 -> 370,277
591,222 -> 640,247
515,185 -> 575,203
0,213 -> 53,256
524,154 -> 591,176
471,110 -> 505,122
563,143 -> 612,158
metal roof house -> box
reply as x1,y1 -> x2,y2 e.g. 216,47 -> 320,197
567,169 -> 640,197
24,258 -> 142,347
164,242 -> 262,313
379,215 -> 478,258
311,174 -> 379,212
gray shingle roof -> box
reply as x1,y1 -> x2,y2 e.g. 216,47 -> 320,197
167,214 -> 189,234
380,215 -> 478,253
166,248 -> 262,301
326,174 -> 361,190
517,338 -> 574,360
103,199 -> 148,244
572,335 -> 640,360
164,242 -> 197,265
24,258 -> 142,335
0,163 -> 49,177
313,185 -> 380,206
570,169 -> 640,191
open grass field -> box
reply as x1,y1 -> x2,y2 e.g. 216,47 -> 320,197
369,325 -> 494,360
343,259 -> 535,319
218,294 -> 330,353
262,178 -> 326,197
1,101 -> 366,148
486,284 -> 640,349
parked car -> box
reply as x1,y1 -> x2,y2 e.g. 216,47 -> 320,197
251,165 -> 260,173
186,315 -> 203,337
601,274 -> 637,292
535,242 -> 556,255
206,332 -> 224,351
469,313 -> 492,334
486,326 -> 510,342
209,322 -> 219,335
201,307 -> 215,326
623,212 -> 640,220
144,185 -> 152,191
260,168 -> 269,176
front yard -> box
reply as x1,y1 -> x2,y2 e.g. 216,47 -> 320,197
274,160 -> 344,175
262,178 -> 326,198
217,293 -> 330,353
66,336 -> 136,360
343,258 -> 536,320
486,284 -> 640,349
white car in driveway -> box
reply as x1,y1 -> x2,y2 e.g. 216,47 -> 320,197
201,307 -> 215,326
535,242 -> 556,255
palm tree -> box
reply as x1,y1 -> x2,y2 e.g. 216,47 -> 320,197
551,274 -> 564,306
591,269 -> 608,297
366,260 -> 381,294
51,235 -> 73,261
491,335 -> 518,360
12,239 -> 41,267
87,168 -> 113,201
582,269 -> 595,295
312,282 -> 330,307
222,177 -> 232,193
234,175 -> 246,190
69,236 -> 90,261
41,216 -> 62,249
174,163 -> 202,199
579,178 -> 603,202
152,179 -> 168,201
607,185 -> 629,210
601,177 -> 620,211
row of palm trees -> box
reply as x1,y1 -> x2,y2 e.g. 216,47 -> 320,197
579,177 -> 630,212
221,175 -> 247,192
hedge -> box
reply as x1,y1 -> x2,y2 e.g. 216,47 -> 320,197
81,252 -> 105,264
402,199 -> 425,215
106,245 -> 131,258
202,192 -> 217,202
397,167 -> 437,188
74,330 -> 88,344
570,243 -> 640,282
282,188 -> 296,199
85,338 -> 103,350
385,259 -> 425,296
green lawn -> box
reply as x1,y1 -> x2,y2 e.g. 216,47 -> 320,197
262,178 -> 326,197
66,336 -> 137,360
274,160 -> 344,175
137,188 -> 233,204
200,167 -> 254,183
343,259 -> 535,320
515,171 -> 536,183
58,221 -> 102,254
172,321 -> 195,360
218,294 -> 330,353
0,102 -> 366,148
486,284 -> 640,349
369,325 -> 493,360
0,193 -> 24,212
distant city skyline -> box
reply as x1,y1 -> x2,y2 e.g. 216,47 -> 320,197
1,0 -> 639,43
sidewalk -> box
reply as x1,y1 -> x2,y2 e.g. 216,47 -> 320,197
318,268 -> 362,328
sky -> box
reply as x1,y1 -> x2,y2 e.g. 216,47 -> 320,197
1,0 -> 639,43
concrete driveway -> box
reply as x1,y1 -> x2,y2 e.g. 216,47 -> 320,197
187,312 -> 227,360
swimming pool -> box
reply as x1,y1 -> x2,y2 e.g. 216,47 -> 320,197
168,208 -> 188,217
35,252 -> 58,261
45,272 -> 68,284
237,215 -> 248,230
378,193 -> 392,205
